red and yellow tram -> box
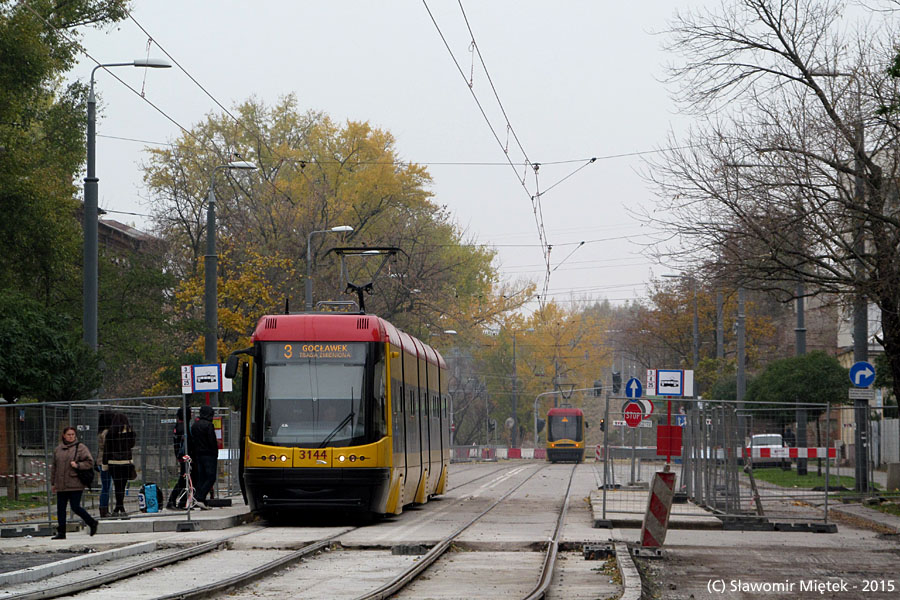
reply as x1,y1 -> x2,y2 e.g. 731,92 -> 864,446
227,312 -> 450,517
545,406 -> 585,463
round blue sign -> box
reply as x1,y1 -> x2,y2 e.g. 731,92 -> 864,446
624,377 -> 643,398
849,361 -> 875,388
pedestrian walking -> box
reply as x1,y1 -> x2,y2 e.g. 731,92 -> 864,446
166,407 -> 192,510
190,405 -> 218,507
50,427 -> 99,539
96,411 -> 112,517
104,412 -> 136,517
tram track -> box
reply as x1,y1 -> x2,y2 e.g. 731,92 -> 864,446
1,529 -> 265,600
2,463 -> 583,600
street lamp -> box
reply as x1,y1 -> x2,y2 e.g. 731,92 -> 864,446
205,160 -> 257,406
83,58 -> 171,351
305,226 -> 354,311
511,327 -> 534,448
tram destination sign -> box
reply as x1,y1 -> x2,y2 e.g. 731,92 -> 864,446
264,342 -> 364,362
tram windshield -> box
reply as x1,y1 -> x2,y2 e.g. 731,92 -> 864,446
260,342 -> 367,447
548,414 -> 583,442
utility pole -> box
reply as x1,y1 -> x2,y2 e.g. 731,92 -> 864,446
796,282 -> 808,476
512,333 -> 519,448
852,116 -> 870,493
737,287 -> 747,443
716,291 -> 724,360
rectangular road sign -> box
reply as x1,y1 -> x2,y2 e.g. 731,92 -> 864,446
647,369 -> 694,397
181,363 -> 234,394
848,388 -> 875,401
614,419 -> 651,428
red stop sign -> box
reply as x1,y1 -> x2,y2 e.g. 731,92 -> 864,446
624,402 -> 643,427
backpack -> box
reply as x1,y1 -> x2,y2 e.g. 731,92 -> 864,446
139,483 -> 163,513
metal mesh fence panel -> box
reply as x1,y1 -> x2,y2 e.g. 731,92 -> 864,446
592,396 -> 889,526
1,398 -> 241,528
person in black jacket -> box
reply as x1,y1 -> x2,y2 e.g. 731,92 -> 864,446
104,412 -> 136,517
166,407 -> 192,510
190,405 -> 218,507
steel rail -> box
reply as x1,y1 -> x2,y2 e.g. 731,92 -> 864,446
354,463 -> 549,600
156,537 -> 345,600
171,464 -> 537,599
3,529 -> 259,600
523,463 -> 578,600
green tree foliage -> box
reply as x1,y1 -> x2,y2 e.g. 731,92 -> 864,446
744,351 -> 848,418
143,96 -> 508,362
0,291 -> 101,402
0,2 -> 135,399
98,244 -> 179,397
0,1 -> 129,304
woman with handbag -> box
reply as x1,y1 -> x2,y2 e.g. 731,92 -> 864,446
104,412 -> 136,518
50,427 -> 99,539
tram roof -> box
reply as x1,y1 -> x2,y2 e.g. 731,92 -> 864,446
251,312 -> 445,367
547,407 -> 583,416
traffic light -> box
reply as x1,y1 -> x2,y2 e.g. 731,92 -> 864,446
599,418 -> 605,431
612,371 -> 621,394
593,380 -> 603,397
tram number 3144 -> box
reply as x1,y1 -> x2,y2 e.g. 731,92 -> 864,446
297,449 -> 329,460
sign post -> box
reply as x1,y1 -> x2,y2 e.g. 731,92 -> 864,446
849,361 -> 875,493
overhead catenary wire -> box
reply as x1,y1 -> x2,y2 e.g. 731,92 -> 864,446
422,0 -> 552,301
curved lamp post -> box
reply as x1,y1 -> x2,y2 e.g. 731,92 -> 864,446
205,160 -> 257,406
84,58 -> 171,351
305,225 -> 353,311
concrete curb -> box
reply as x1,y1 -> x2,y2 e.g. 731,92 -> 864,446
614,541 -> 642,600
0,541 -> 157,586
828,503 -> 900,533
96,510 -> 254,534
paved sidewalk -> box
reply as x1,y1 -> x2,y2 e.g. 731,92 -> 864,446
0,496 -> 253,543
827,501 -> 900,533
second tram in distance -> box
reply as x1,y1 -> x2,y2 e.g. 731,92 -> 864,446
227,312 -> 450,518
545,406 -> 586,463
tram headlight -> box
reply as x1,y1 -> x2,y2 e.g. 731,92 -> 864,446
349,455 -> 357,462
269,454 -> 277,462
280,455 -> 288,462
338,455 -> 346,462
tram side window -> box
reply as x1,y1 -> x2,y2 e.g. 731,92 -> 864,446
373,357 -> 386,438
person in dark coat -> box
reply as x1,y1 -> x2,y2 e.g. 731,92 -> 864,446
166,407 -> 192,509
104,412 -> 136,517
96,411 -> 113,517
783,427 -> 796,448
50,427 -> 99,539
190,405 -> 218,507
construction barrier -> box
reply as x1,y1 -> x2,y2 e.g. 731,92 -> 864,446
743,447 -> 837,459
640,470 -> 676,547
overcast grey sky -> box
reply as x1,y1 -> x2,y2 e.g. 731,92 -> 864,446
74,1 -> 708,310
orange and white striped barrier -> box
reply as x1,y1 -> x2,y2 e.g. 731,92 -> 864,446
640,470 -> 676,548
743,447 -> 837,459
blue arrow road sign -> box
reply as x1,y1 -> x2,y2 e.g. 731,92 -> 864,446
849,361 -> 876,388
625,377 -> 643,398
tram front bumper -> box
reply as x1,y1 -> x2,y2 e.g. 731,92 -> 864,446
244,467 -> 390,512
